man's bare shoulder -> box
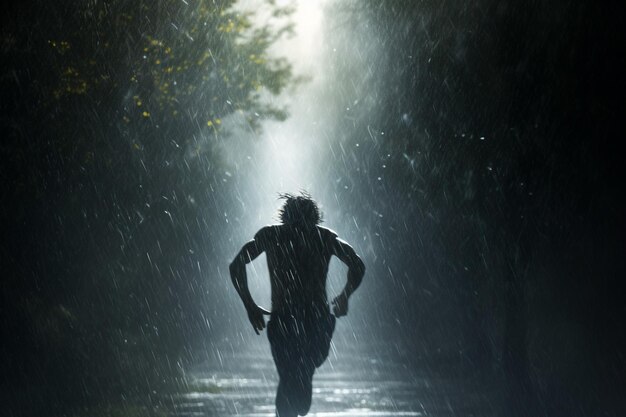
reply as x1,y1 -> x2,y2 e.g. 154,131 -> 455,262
254,224 -> 281,240
316,225 -> 338,240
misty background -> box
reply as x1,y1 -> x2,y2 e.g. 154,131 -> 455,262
1,1 -> 624,416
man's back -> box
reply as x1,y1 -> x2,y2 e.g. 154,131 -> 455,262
254,224 -> 337,314
229,193 -> 365,417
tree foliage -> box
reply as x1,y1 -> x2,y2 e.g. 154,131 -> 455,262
323,1 -> 618,415
1,0 -> 296,413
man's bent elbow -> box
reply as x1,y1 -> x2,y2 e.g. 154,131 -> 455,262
354,257 -> 366,278
348,257 -> 365,288
229,259 -> 243,281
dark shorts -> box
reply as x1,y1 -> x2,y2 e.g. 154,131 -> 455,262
267,308 -> 336,377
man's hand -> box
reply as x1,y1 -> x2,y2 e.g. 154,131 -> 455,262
246,304 -> 271,334
331,293 -> 349,317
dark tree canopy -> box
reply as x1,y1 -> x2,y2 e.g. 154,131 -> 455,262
1,1 -> 297,414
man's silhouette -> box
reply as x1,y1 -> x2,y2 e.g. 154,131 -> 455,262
229,193 -> 365,417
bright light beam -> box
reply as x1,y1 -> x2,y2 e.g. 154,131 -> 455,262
235,0 -> 329,310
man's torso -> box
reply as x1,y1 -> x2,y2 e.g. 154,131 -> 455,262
255,224 -> 337,314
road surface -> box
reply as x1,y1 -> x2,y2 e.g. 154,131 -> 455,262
165,338 -> 499,417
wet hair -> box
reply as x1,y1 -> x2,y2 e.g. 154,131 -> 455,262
278,191 -> 323,226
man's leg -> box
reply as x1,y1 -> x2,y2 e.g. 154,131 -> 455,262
269,312 -> 332,416
310,312 -> 336,368
275,377 -> 297,417
269,315 -> 303,417
275,366 -> 314,417
291,311 -> 336,416
293,363 -> 315,416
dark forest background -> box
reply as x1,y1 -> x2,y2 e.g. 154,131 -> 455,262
1,1 -> 624,416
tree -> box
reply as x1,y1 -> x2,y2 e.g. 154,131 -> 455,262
323,1 -> 617,415
1,0 -> 296,414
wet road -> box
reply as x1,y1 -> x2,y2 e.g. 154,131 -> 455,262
167,339 -> 500,417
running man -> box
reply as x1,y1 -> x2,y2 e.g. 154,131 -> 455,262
229,192 -> 365,417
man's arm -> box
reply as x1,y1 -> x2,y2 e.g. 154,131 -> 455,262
331,237 -> 366,317
229,229 -> 270,334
